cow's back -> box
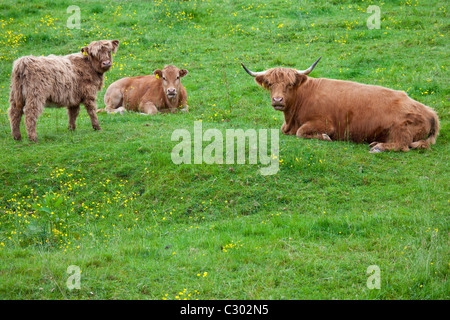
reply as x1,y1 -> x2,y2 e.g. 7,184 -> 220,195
14,55 -> 81,107
107,75 -> 161,111
299,78 -> 430,143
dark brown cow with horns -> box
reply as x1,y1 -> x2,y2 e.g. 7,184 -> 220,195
242,57 -> 439,153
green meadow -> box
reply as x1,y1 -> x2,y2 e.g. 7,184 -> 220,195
0,0 -> 448,300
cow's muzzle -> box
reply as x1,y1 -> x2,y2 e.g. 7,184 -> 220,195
102,60 -> 112,68
272,97 -> 285,110
167,88 -> 177,98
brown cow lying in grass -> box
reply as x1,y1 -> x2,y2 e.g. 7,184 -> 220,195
8,40 -> 119,142
98,65 -> 188,115
242,58 -> 440,153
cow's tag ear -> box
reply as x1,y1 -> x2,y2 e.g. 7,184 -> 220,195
81,47 -> 89,56
179,69 -> 188,78
295,74 -> 307,86
153,70 -> 163,79
255,75 -> 268,89
111,40 -> 119,53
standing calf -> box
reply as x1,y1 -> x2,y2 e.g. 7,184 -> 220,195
8,40 -> 119,142
242,58 -> 440,153
98,65 -> 188,115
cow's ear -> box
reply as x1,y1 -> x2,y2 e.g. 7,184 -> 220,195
255,75 -> 268,89
111,40 -> 119,53
179,69 -> 188,78
295,74 -> 307,87
81,46 -> 89,57
153,69 -> 163,78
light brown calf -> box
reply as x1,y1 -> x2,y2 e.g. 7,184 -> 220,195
99,65 -> 188,115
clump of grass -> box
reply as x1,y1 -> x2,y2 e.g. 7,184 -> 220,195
0,0 -> 448,300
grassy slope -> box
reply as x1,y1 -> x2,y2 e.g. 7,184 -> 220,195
0,0 -> 448,299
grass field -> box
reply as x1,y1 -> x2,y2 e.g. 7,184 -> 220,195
0,0 -> 448,300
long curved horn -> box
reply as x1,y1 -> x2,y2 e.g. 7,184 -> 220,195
296,56 -> 321,75
241,63 -> 267,77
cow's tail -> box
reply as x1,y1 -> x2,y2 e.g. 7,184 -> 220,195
9,59 -> 26,112
426,110 -> 439,145
8,58 -> 28,139
410,108 -> 440,149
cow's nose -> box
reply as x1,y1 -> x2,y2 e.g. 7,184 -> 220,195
102,60 -> 111,67
272,97 -> 283,103
167,88 -> 176,95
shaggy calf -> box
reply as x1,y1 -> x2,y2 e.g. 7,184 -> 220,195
98,65 -> 188,115
8,39 -> 119,142
242,58 -> 440,153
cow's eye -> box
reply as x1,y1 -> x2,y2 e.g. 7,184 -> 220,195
162,77 -> 166,81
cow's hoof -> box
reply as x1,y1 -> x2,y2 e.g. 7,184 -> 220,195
369,147 -> 382,153
322,133 -> 332,141
93,126 -> 102,131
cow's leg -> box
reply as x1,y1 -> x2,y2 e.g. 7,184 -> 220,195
408,114 -> 436,150
180,104 -> 189,113
8,101 -> 24,141
67,105 -> 80,130
180,99 -> 189,113
115,107 -> 127,114
369,123 -> 411,153
139,101 -> 158,115
281,122 -> 289,135
281,122 -> 298,135
369,142 -> 410,153
409,140 -> 430,150
296,121 -> 335,141
23,99 -> 45,143
103,106 -> 126,114
369,141 -> 410,153
84,100 -> 102,131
